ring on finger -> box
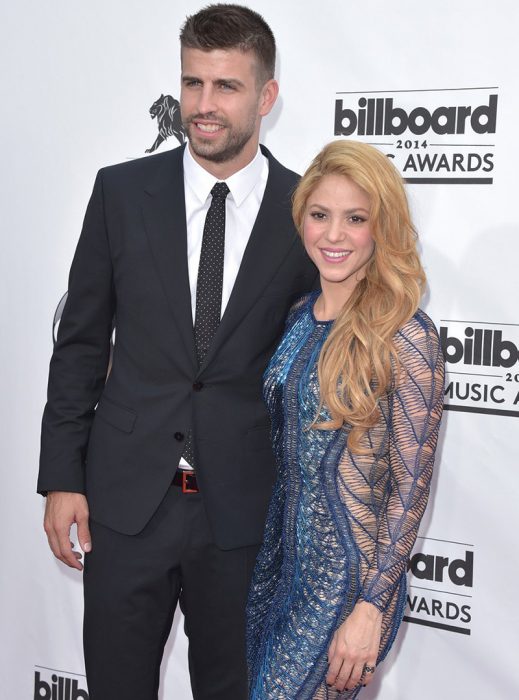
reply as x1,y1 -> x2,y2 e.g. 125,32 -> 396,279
363,664 -> 376,675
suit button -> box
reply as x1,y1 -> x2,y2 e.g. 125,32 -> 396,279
193,381 -> 204,391
174,432 -> 184,442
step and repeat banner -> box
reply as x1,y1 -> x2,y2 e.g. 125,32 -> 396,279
1,0 -> 517,698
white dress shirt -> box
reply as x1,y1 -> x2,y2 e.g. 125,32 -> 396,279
183,144 -> 269,322
179,144 -> 269,469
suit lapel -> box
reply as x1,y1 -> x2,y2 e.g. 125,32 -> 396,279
141,147 -> 197,370
199,150 -> 298,372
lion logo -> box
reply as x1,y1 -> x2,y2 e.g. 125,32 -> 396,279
146,94 -> 186,153
52,292 -> 68,344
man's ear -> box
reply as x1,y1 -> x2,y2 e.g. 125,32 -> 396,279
259,79 -> 279,117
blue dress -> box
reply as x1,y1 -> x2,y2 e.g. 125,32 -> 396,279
247,292 -> 444,700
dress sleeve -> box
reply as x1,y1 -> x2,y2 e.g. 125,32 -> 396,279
359,313 -> 445,612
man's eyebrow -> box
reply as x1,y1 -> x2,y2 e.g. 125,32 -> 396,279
181,75 -> 245,88
214,78 -> 245,88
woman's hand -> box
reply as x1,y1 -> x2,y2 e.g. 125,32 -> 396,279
326,600 -> 382,692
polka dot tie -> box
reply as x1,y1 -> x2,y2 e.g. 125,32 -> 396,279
182,181 -> 229,469
193,181 -> 229,365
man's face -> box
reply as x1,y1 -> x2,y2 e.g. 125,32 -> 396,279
180,47 -> 277,175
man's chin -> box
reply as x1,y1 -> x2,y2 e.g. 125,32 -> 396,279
186,124 -> 255,165
186,131 -> 220,156
190,141 -> 221,158
189,139 -> 238,165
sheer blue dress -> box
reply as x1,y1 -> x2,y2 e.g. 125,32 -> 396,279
247,292 -> 444,699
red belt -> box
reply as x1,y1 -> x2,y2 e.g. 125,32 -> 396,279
173,469 -> 199,494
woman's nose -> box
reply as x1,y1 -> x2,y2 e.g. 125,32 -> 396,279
326,219 -> 346,243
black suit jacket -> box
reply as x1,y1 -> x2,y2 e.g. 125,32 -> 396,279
38,144 -> 317,549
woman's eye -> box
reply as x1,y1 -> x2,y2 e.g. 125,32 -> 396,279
310,211 -> 326,220
349,215 -> 366,224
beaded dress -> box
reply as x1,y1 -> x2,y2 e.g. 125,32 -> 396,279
247,292 -> 444,700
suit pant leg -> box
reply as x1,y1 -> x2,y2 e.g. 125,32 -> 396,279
178,493 -> 260,700
83,484 -> 186,700
83,482 -> 260,700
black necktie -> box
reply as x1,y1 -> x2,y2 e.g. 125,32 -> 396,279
182,181 -> 230,469
194,181 -> 229,364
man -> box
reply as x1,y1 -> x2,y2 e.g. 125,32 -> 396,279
38,4 -> 316,699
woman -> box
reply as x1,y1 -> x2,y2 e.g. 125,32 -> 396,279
247,140 -> 444,699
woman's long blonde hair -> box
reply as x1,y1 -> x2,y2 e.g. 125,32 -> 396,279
292,140 -> 426,451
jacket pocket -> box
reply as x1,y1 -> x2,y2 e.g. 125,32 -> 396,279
95,396 -> 137,433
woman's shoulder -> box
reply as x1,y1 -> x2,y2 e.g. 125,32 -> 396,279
400,308 -> 439,335
290,291 -> 315,312
285,291 -> 315,323
394,308 -> 442,357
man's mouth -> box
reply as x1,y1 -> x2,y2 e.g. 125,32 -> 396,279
194,122 -> 225,134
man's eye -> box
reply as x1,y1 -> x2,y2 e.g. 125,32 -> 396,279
219,83 -> 235,91
186,79 -> 202,87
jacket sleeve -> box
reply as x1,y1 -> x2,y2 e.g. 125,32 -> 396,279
359,314 -> 445,612
38,170 -> 115,495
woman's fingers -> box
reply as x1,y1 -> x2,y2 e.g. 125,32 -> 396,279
346,660 -> 366,690
327,632 -> 337,664
361,660 -> 377,687
326,644 -> 378,691
326,652 -> 348,688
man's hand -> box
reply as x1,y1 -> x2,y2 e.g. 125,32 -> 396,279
43,491 -> 91,571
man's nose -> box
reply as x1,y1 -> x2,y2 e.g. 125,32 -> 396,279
197,86 -> 218,116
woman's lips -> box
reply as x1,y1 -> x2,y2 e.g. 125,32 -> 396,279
320,249 -> 352,263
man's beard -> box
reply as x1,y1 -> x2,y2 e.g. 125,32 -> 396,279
183,112 -> 257,164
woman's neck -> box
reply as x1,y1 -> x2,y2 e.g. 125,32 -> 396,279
314,280 -> 355,321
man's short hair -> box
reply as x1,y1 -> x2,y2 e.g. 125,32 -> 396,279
180,4 -> 276,84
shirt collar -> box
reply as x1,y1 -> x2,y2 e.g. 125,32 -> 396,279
183,144 -> 266,207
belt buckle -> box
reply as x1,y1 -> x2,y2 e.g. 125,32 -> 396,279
182,471 -> 198,494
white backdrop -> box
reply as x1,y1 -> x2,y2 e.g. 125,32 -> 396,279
1,1 -> 518,698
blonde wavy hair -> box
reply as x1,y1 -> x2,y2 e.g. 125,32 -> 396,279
292,140 -> 426,452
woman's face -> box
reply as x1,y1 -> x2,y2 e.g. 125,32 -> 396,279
303,174 -> 375,299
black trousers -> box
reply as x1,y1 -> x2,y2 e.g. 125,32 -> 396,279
83,482 -> 260,699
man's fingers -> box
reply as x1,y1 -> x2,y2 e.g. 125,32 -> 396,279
45,528 -> 63,561
45,525 -> 83,569
76,516 -> 92,554
56,525 -> 83,569
43,492 -> 90,570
